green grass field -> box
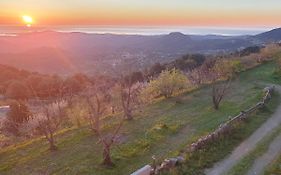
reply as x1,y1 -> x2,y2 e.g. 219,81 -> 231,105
264,154 -> 281,174
0,62 -> 280,175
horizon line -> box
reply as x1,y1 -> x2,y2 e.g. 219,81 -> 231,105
0,25 -> 279,37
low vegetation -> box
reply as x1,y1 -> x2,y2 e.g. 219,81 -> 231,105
264,152 -> 281,174
227,123 -> 281,175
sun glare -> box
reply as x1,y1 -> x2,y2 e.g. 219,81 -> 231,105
22,15 -> 33,27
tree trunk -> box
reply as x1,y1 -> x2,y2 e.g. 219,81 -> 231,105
76,118 -> 81,128
70,107 -> 81,128
124,109 -> 133,120
102,146 -> 114,167
48,133 -> 58,151
212,95 -> 219,110
212,85 -> 220,110
49,139 -> 58,151
213,101 -> 219,110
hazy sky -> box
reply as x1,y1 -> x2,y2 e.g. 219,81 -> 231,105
1,0 -> 281,27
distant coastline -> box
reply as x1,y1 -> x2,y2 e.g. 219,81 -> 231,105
0,25 -> 274,36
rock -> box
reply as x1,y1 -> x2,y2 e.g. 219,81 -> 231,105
169,158 -> 178,166
176,156 -> 185,163
131,165 -> 152,175
189,145 -> 197,152
160,159 -> 176,170
263,87 -> 271,92
160,160 -> 169,170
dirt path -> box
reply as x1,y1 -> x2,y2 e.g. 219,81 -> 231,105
205,86 -> 281,175
246,132 -> 281,175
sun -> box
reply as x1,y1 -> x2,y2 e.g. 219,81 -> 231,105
22,15 -> 33,27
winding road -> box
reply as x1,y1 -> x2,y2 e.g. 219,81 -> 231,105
246,129 -> 281,175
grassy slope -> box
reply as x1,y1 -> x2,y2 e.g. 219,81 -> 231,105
0,62 -> 279,175
168,62 -> 281,175
169,91 -> 280,175
265,153 -> 281,174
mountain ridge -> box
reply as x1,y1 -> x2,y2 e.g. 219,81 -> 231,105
0,27 -> 280,74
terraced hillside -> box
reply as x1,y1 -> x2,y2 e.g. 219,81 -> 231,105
0,62 -> 280,175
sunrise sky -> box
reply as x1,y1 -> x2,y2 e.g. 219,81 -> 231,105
0,0 -> 281,27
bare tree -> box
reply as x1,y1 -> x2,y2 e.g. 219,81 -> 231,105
29,82 -> 65,151
119,76 -> 142,120
208,59 -> 235,110
84,86 -> 110,133
35,102 -> 62,151
63,77 -> 84,127
83,83 -> 124,166
97,120 -> 123,166
212,81 -> 231,110
187,60 -> 214,87
65,91 -> 79,127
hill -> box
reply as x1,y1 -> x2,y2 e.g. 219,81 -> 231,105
0,64 -> 34,84
254,28 -> 281,42
0,47 -> 79,74
0,62 -> 280,175
0,28 -> 280,74
0,31 -> 254,74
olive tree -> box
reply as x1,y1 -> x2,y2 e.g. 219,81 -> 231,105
1,101 -> 32,136
116,72 -> 144,120
146,68 -> 188,98
84,85 -> 110,133
83,83 -> 124,166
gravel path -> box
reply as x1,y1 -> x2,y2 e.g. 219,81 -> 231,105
246,131 -> 281,175
205,86 -> 281,175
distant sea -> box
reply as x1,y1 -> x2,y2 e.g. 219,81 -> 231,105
0,25 -> 274,36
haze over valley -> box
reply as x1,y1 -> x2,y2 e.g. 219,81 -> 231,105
0,27 -> 280,75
